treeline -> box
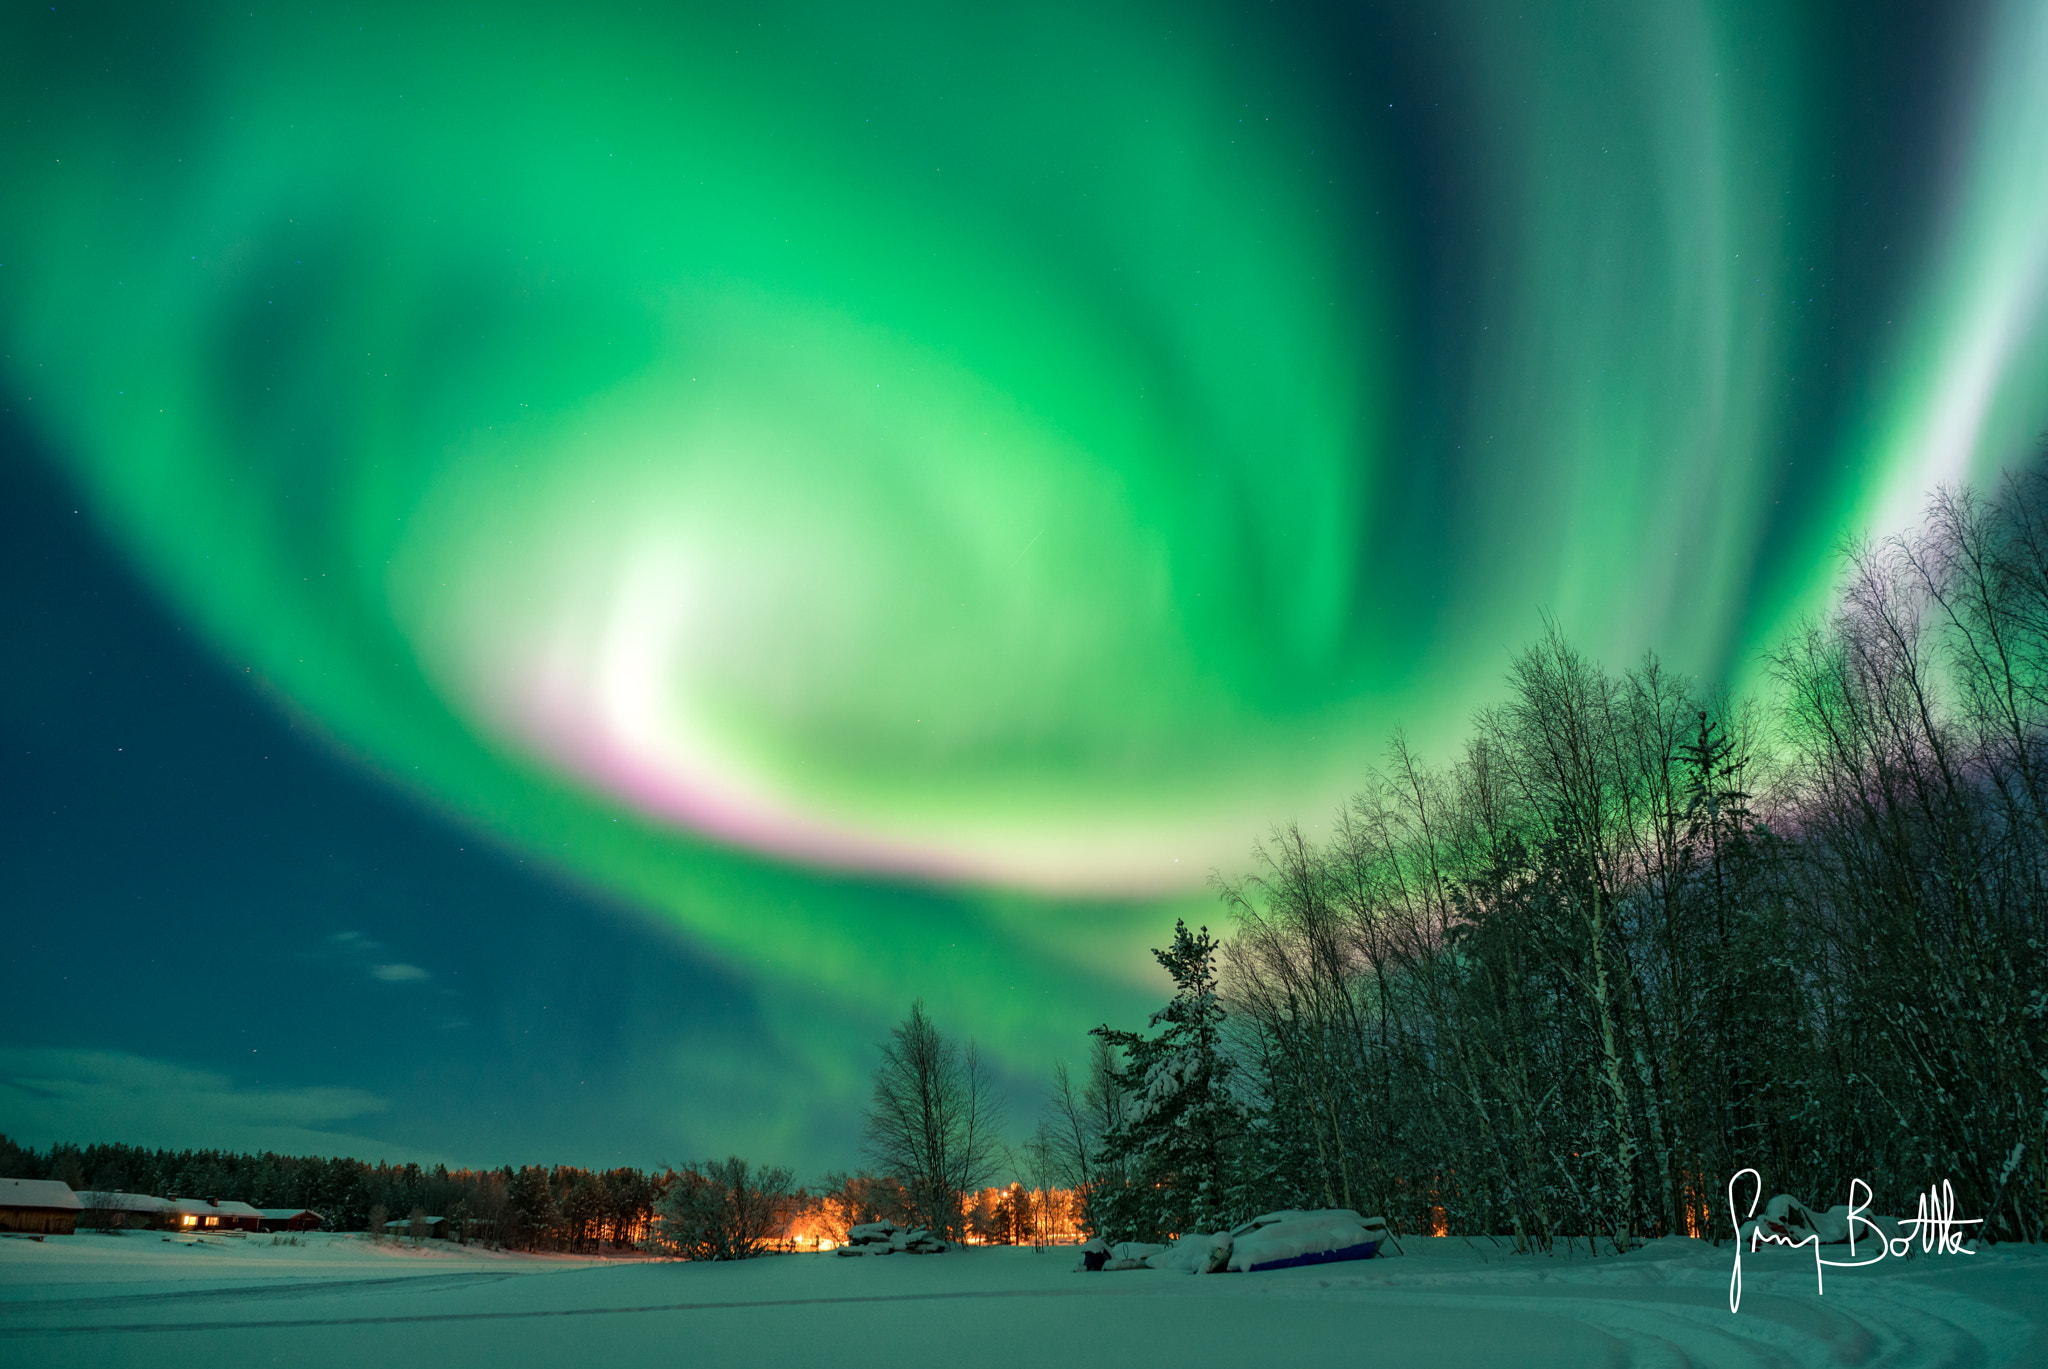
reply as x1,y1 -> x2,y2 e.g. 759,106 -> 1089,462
0,1135 -> 661,1248
1040,470 -> 2048,1251
0,1132 -> 1082,1254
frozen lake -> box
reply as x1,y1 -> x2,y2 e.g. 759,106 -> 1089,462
3,1230 -> 2044,1367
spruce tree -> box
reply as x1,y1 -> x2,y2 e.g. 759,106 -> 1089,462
1091,920 -> 1241,1240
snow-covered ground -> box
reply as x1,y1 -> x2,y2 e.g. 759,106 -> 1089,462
3,1230 -> 2043,1367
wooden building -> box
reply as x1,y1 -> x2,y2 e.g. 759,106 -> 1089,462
382,1214 -> 448,1237
76,1191 -> 172,1230
0,1178 -> 82,1235
256,1207 -> 323,1232
166,1197 -> 263,1232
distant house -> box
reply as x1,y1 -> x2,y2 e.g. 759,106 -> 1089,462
256,1207 -> 323,1232
0,1178 -> 82,1235
166,1197 -> 263,1232
75,1191 -> 172,1230
383,1215 -> 447,1237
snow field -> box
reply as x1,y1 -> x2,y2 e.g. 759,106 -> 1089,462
3,1230 -> 2044,1367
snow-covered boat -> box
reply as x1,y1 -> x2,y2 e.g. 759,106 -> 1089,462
1077,1210 -> 1394,1274
1225,1210 -> 1391,1273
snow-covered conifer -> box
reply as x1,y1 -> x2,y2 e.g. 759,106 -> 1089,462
1091,921 -> 1242,1241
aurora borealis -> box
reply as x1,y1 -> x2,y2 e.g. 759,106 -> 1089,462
7,1 -> 2048,1168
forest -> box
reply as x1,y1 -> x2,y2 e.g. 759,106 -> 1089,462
1044,471 -> 2048,1253
0,1134 -> 662,1248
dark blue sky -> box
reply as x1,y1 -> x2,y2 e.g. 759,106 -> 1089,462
0,421 -> 862,1173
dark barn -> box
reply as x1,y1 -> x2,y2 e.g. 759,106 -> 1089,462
0,1178 -> 82,1236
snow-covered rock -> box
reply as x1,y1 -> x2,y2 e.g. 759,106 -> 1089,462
846,1221 -> 898,1243
833,1220 -> 947,1255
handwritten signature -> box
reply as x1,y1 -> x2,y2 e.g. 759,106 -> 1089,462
1726,1168 -> 1982,1313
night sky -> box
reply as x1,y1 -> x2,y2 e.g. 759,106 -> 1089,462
5,0 -> 2044,1175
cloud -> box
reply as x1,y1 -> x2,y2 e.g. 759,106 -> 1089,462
0,1048 -> 411,1159
312,934 -> 435,985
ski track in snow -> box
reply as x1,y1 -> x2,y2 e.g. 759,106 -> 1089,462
2,1233 -> 2041,1367
7,1285 -> 1160,1337
1248,1246 -> 2041,1368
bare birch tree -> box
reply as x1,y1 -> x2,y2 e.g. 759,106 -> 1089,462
862,1001 -> 1007,1242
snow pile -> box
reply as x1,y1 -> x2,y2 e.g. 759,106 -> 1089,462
833,1221 -> 946,1256
1143,1232 -> 1232,1274
1736,1194 -> 1860,1246
1108,1241 -> 1166,1270
1736,1194 -> 1929,1253
1769,1195 -> 1845,1243
1073,1237 -> 1168,1272
1226,1210 -> 1387,1273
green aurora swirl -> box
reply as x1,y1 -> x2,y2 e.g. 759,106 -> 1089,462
8,1 -> 2048,1136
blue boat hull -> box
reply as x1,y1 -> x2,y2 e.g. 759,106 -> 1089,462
1246,1238 -> 1382,1272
